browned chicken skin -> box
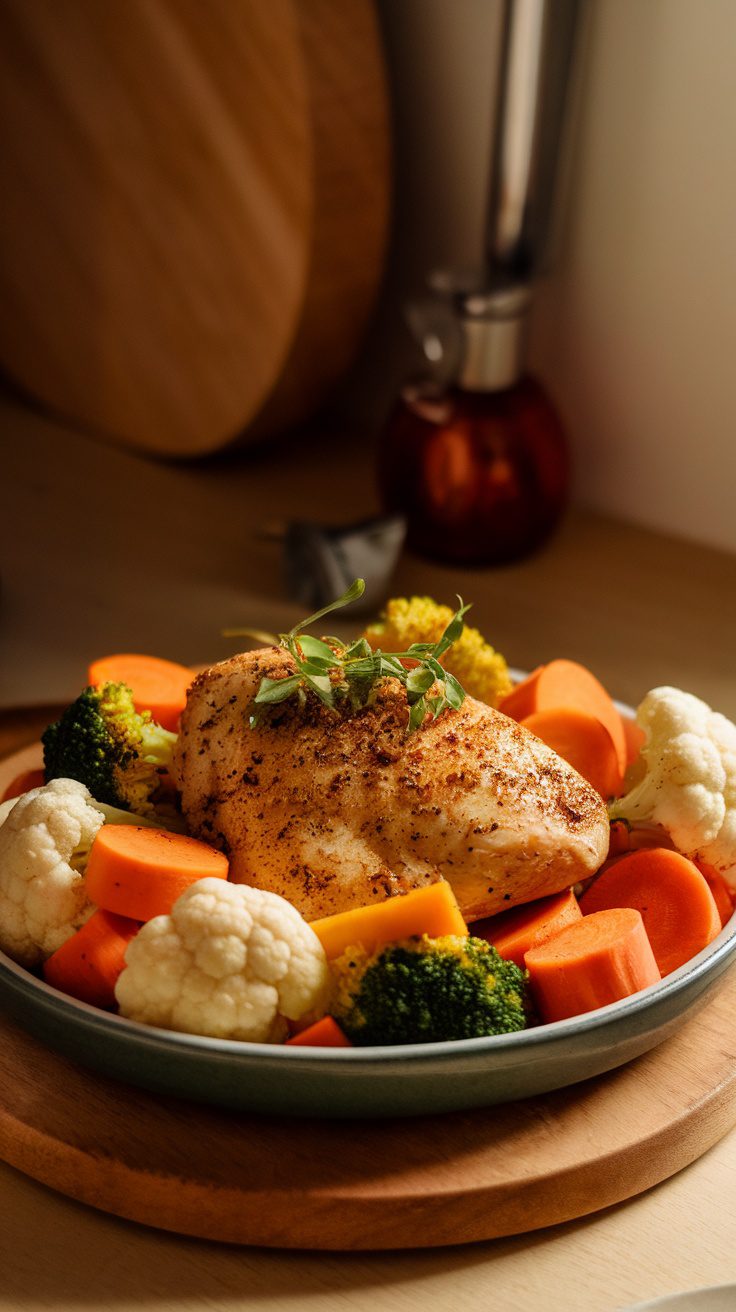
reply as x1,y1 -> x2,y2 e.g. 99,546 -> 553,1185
173,649 -> 610,922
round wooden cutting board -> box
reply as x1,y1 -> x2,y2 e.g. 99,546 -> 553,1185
1,739 -> 735,1249
0,0 -> 389,456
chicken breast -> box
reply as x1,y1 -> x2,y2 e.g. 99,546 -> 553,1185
173,649 -> 609,922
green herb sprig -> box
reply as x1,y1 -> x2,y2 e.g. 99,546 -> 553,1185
223,579 -> 470,733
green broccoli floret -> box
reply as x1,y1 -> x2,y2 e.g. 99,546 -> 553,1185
42,682 -> 177,817
329,933 -> 529,1046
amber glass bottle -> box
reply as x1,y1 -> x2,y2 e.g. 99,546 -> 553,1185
378,285 -> 569,566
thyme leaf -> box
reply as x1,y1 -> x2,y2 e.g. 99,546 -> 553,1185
226,579 -> 471,733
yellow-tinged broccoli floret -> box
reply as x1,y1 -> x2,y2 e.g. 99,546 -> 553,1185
329,933 -> 529,1046
363,596 -> 512,707
42,682 -> 177,817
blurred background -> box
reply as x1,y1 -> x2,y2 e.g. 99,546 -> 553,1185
1,0 -> 735,709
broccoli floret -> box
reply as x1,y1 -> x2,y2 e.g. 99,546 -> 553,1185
363,596 -> 512,708
329,933 -> 529,1046
42,682 -> 177,817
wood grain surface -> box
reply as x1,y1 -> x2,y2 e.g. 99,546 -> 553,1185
0,0 -> 389,456
0,972 -> 733,1250
1,739 -> 735,1251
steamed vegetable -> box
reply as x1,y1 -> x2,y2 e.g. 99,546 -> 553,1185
329,933 -> 528,1045
310,881 -> 468,961
580,847 -> 722,975
524,908 -> 661,1022
42,682 -> 177,819
0,779 -> 102,967
472,889 -> 582,969
85,824 -> 228,921
114,878 -> 331,1042
521,707 -> 624,799
499,659 -> 627,776
88,654 -> 192,733
363,594 -> 512,708
286,1016 -> 352,1047
608,686 -> 736,887
43,908 -> 141,1008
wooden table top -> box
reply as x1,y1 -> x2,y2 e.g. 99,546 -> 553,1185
1,393 -> 735,1309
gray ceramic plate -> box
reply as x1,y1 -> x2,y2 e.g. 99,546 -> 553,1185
0,910 -> 734,1118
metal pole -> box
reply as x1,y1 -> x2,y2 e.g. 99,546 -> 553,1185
486,0 -> 581,284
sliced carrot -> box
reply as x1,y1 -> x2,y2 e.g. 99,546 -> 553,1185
87,654 -> 193,732
471,889 -> 582,969
310,881 -> 467,961
286,1016 -> 352,1048
497,666 -> 544,722
695,861 -> 735,930
500,660 -> 627,776
521,707 -> 624,799
85,826 -> 228,921
43,909 -> 141,1009
524,907 -> 661,1023
621,714 -> 646,768
580,848 -> 721,975
0,768 -> 46,803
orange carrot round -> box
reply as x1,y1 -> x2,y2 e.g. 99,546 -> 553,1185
286,1016 -> 352,1048
0,767 -> 46,803
580,848 -> 722,975
521,707 -> 624,799
497,665 -> 545,722
524,907 -> 661,1023
43,909 -> 141,1009
85,826 -> 228,922
87,654 -> 193,732
471,889 -> 582,969
500,660 -> 627,776
695,860 -> 735,930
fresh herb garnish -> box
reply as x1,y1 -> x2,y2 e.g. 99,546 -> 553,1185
223,579 -> 470,733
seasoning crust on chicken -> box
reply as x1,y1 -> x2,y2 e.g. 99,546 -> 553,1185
173,649 -> 610,922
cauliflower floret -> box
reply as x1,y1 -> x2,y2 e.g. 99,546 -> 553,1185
610,686 -> 736,886
115,878 -> 331,1042
0,778 -> 102,967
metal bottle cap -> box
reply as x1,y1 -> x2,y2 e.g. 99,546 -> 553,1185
458,285 -> 532,391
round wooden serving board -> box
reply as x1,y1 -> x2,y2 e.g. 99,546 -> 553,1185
1,739 -> 736,1249
0,977 -> 734,1250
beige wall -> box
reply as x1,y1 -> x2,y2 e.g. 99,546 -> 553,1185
371,0 -> 736,554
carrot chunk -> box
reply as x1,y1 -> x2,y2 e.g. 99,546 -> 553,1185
471,889 -> 582,969
286,1016 -> 352,1047
310,881 -> 467,960
524,907 -> 661,1022
580,848 -> 722,975
87,654 -> 193,732
43,909 -> 140,1009
499,659 -> 627,776
0,768 -> 46,803
496,666 -> 545,722
521,707 -> 624,799
695,860 -> 735,930
85,826 -> 228,922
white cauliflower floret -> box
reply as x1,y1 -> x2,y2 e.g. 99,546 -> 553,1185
610,686 -> 736,886
0,778 -> 103,967
115,878 -> 330,1042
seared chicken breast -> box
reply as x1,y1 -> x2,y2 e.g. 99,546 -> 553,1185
173,649 -> 609,922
